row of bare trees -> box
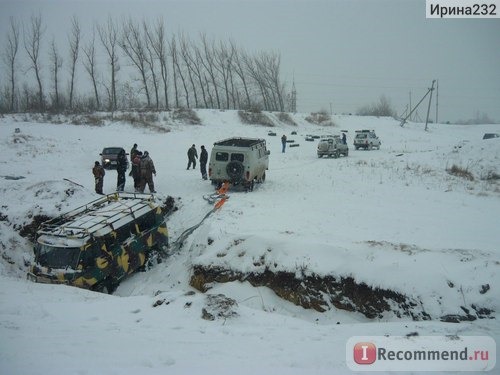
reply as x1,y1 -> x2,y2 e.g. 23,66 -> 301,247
0,14 -> 287,113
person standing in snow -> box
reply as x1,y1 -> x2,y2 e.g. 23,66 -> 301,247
187,144 -> 198,170
130,143 -> 138,162
116,149 -> 128,191
281,134 -> 287,153
199,145 -> 208,180
92,161 -> 105,195
139,151 -> 156,193
130,151 -> 142,191
342,132 -> 347,145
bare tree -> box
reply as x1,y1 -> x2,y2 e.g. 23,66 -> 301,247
145,18 -> 169,109
2,17 -> 20,112
199,33 -> 221,109
97,16 -> 120,111
213,41 -> 235,109
230,42 -> 251,109
121,18 -> 150,107
243,54 -> 268,110
68,15 -> 81,109
257,51 -> 285,111
142,21 -> 159,109
179,34 -> 199,108
24,13 -> 45,111
49,38 -> 63,110
169,35 -> 191,108
187,42 -> 209,108
168,36 -> 180,107
82,25 -> 100,110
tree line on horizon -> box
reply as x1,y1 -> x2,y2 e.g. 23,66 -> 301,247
0,14 -> 288,114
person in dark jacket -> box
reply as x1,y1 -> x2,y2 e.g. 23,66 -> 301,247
281,134 -> 287,153
116,149 -> 128,191
139,151 -> 156,193
187,144 -> 198,170
92,161 -> 105,194
130,143 -> 138,162
199,145 -> 208,180
130,151 -> 142,191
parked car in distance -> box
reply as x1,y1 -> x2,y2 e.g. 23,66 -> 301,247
209,137 -> 270,191
27,192 -> 169,294
317,136 -> 349,158
100,147 -> 128,169
353,130 -> 381,150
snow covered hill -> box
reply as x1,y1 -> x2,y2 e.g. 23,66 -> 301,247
0,110 -> 499,374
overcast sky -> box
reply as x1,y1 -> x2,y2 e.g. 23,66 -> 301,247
1,0 -> 499,122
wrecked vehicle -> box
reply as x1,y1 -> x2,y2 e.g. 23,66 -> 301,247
27,192 -> 169,293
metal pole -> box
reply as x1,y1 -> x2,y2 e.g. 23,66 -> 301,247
425,80 -> 436,131
400,85 -> 432,127
435,79 -> 439,124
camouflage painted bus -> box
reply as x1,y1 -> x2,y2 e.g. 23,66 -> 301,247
27,192 -> 169,293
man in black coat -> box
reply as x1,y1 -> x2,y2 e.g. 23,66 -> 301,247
187,144 -> 198,170
199,145 -> 208,180
116,149 -> 128,191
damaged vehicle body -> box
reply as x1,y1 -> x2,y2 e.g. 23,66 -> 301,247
27,192 -> 169,293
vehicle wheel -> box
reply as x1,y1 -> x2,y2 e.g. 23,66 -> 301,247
345,149 -> 349,156
249,180 -> 254,191
333,151 -> 339,158
226,161 -> 244,182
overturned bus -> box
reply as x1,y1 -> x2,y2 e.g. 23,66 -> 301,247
27,192 -> 169,293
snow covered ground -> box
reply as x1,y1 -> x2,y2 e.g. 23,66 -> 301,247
0,110 -> 499,374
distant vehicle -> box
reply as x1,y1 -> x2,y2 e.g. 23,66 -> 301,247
353,130 -> 381,150
317,136 -> 349,158
27,192 -> 169,294
483,133 -> 499,140
100,147 -> 128,170
209,137 -> 270,191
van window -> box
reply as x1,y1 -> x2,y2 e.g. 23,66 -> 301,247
230,153 -> 244,162
215,152 -> 228,162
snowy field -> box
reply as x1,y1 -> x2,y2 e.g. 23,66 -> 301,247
0,110 -> 499,374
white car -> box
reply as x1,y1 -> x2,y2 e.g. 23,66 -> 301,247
317,136 -> 349,158
353,130 -> 381,150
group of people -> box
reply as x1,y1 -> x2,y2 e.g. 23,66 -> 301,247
92,143 -> 156,195
92,143 -> 209,195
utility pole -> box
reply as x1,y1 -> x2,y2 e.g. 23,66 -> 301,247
400,80 -> 435,127
290,77 -> 297,113
409,91 -> 412,121
435,79 -> 439,124
425,80 -> 436,131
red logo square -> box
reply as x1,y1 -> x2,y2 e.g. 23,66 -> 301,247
353,342 -> 377,365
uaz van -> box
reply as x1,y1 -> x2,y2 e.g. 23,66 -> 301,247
208,137 -> 270,191
27,192 -> 168,293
